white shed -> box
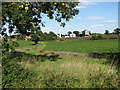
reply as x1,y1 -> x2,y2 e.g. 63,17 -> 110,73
70,33 -> 76,37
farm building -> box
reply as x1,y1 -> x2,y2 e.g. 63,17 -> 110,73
70,33 -> 76,37
82,30 -> 90,36
57,34 -> 62,37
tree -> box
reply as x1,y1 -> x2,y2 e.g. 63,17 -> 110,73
73,31 -> 79,37
2,2 -> 79,36
30,32 -> 40,45
89,31 -> 92,35
68,31 -> 72,36
104,30 -> 109,35
2,2 -> 80,51
114,28 -> 120,35
48,31 -> 57,40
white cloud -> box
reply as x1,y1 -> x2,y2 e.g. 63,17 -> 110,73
86,17 -> 104,20
104,20 -> 117,23
77,17 -> 82,19
75,6 -> 88,9
78,0 -> 119,2
80,2 -> 97,5
66,25 -> 72,27
91,25 -> 104,28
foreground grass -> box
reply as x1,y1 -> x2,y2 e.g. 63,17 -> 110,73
19,54 -> 118,88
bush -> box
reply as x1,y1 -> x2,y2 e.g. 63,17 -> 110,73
109,37 -> 118,39
91,35 -> 103,40
97,34 -> 102,39
2,52 -> 37,88
30,34 -> 39,45
91,35 -> 98,40
12,41 -> 19,47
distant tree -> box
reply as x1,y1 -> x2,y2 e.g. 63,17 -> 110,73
73,31 -> 79,37
114,28 -> 120,35
97,34 -> 102,39
30,32 -> 39,45
104,30 -> 109,35
89,31 -> 92,35
68,31 -> 72,36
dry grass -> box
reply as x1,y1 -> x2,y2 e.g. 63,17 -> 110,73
19,54 -> 119,88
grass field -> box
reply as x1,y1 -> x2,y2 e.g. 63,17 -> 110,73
44,39 -> 119,54
4,39 -> 119,88
13,39 -> 119,54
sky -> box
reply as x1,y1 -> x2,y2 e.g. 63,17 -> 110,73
41,2 -> 118,34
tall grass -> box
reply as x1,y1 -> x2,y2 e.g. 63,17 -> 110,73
20,54 -> 119,88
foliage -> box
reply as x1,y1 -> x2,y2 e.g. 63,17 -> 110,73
91,35 -> 97,40
68,31 -> 72,36
2,37 -> 13,52
12,41 -> 19,47
97,34 -> 102,39
30,33 -> 40,45
109,37 -> 118,39
114,28 -> 120,35
89,31 -> 92,35
91,34 -> 103,40
2,50 -> 60,88
2,52 -> 37,88
2,2 -> 79,36
42,31 -> 58,41
104,30 -> 109,35
73,31 -> 79,37
2,2 -> 79,53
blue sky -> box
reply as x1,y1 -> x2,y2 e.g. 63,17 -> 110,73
41,2 -> 118,34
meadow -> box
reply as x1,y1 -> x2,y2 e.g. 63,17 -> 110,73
3,39 -> 119,88
44,39 -> 119,54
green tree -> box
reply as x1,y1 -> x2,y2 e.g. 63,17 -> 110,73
73,31 -> 79,37
68,31 -> 72,36
89,31 -> 92,35
104,30 -> 109,35
30,32 -> 40,45
2,2 -> 79,51
48,31 -> 57,40
2,2 -> 79,36
114,28 -> 120,35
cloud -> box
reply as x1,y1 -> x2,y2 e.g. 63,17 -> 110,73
66,25 -> 72,27
86,17 -> 104,20
104,20 -> 117,23
77,17 -> 82,19
75,6 -> 88,9
80,2 -> 97,5
91,25 -> 104,28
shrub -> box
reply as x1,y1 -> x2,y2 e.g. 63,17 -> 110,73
109,37 -> 118,39
91,34 -> 103,40
59,38 -> 64,41
2,52 -> 37,88
91,35 -> 98,40
12,41 -> 19,47
97,34 -> 102,39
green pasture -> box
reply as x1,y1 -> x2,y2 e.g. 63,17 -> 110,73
44,39 -> 119,54
12,39 -> 119,54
